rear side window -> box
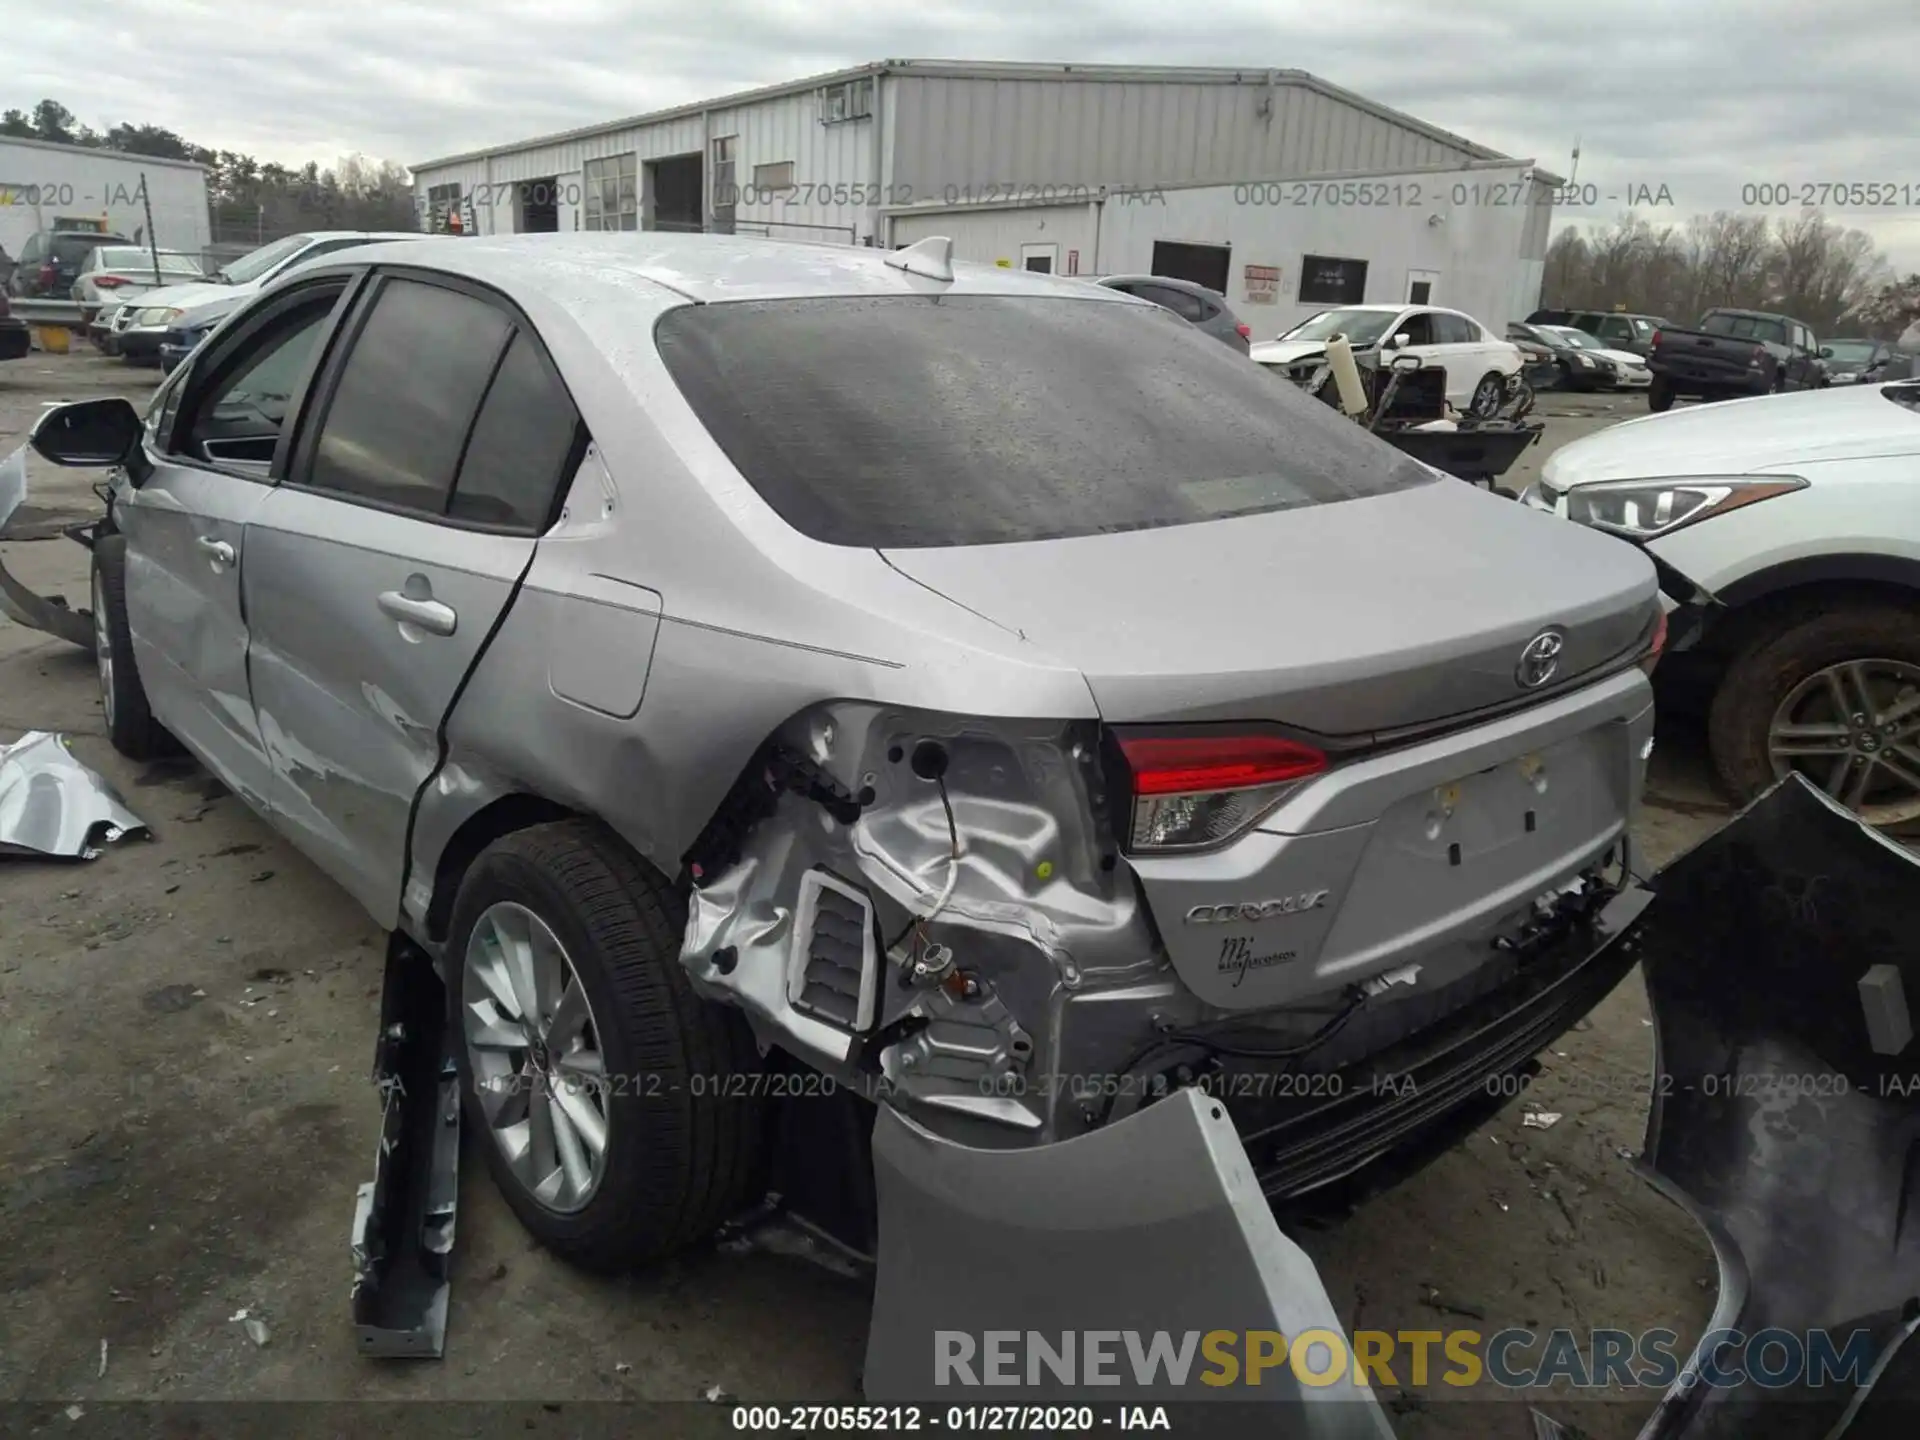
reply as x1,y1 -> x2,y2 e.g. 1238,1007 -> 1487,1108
307,278 -> 510,513
51,235 -> 110,265
1433,313 -> 1475,344
1136,284 -> 1207,323
448,333 -> 581,528
655,294 -> 1435,549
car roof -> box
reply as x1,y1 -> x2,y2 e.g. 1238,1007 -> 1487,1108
293,230 -> 426,242
322,232 -> 1150,307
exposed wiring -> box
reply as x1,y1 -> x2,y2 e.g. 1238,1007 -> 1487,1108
884,777 -> 962,955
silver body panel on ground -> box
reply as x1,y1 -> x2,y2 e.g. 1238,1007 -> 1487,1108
865,1087 -> 1395,1431
0,731 -> 148,861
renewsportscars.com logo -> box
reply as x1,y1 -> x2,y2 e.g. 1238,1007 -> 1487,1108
934,1327 -> 1880,1391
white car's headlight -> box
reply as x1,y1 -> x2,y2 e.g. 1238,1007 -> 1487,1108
1564,475 -> 1807,539
137,307 -> 183,326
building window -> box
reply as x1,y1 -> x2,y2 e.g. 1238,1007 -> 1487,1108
583,154 -> 638,231
427,182 -> 464,234
752,161 -> 795,195
818,77 -> 873,124
1298,255 -> 1368,305
712,136 -> 738,226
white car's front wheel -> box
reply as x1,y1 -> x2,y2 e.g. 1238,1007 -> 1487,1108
1710,604 -> 1920,830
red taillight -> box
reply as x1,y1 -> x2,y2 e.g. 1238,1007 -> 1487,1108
1120,735 -> 1327,794
1639,610 -> 1669,676
1118,734 -> 1328,852
1236,323 -> 1252,339
38,261 -> 57,285
1650,329 -> 1662,348
94,275 -> 127,289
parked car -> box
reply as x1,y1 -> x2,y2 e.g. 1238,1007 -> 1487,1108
22,234 -> 1663,1342
70,245 -> 205,321
1542,325 -> 1652,389
1819,337 -> 1895,385
0,290 -> 29,362
6,229 -> 133,299
1091,274 -> 1251,352
1253,303 -> 1524,414
1507,321 -> 1618,391
1524,308 -> 1668,358
1503,328 -> 1563,391
1528,379 -> 1920,830
1645,308 -> 1823,411
111,229 -> 424,363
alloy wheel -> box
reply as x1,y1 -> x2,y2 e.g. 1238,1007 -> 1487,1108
92,570 -> 114,731
1471,375 -> 1503,416
1766,659 -> 1920,827
462,901 -> 610,1212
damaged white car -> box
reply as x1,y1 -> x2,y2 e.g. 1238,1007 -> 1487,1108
22,232 -> 1669,1398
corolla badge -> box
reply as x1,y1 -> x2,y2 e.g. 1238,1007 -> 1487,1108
1186,891 -> 1331,924
1515,628 -> 1566,689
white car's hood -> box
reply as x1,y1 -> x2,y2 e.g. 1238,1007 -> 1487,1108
1545,382 -> 1920,487
1249,338 -> 1362,366
126,278 -> 241,312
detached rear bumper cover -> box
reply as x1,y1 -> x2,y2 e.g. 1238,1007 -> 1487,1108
862,776 -> 1920,1436
1632,773 -> 1920,1439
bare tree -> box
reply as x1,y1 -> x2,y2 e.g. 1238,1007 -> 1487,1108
1542,208 -> 1891,334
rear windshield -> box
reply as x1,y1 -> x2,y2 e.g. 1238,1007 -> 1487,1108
655,295 -> 1435,548
51,234 -> 120,263
96,247 -> 202,274
1702,313 -> 1788,345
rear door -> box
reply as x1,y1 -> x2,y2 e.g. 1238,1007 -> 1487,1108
242,269 -> 584,927
117,276 -> 357,811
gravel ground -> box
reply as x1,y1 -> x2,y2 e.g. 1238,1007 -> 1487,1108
0,350 -> 1728,1437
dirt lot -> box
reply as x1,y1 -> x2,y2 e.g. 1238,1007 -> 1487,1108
1,350 -> 1729,1435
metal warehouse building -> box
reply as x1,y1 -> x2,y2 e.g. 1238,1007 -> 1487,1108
412,59 -> 1560,329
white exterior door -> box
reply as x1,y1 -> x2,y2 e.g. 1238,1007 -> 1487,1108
1406,269 -> 1441,305
1020,243 -> 1059,275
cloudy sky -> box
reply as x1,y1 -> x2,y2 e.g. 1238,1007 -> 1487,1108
14,0 -> 1920,269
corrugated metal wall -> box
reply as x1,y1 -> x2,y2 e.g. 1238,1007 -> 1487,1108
887,76 -> 1484,195
892,203 -> 1097,273
413,88 -> 880,242
1091,162 -> 1546,327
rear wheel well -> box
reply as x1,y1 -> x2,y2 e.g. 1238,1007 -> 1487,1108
424,793 -> 579,942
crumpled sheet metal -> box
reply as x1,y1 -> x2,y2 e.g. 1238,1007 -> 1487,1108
1622,772 -> 1920,1440
0,731 -> 147,860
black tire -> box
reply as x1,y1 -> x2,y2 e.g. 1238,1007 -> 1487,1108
1708,603 -> 1920,823
91,535 -> 171,759
1647,376 -> 1675,412
1492,485 -> 1520,500
448,819 -> 765,1272
1468,371 -> 1504,417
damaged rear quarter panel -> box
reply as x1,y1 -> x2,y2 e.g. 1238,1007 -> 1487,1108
404,333 -> 1096,943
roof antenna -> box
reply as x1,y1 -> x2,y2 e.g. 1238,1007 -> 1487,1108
883,234 -> 954,282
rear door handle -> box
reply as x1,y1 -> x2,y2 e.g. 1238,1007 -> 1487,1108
196,535 -> 236,568
378,590 -> 457,637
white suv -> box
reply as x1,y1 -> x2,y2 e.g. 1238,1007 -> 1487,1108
1528,381 -> 1920,829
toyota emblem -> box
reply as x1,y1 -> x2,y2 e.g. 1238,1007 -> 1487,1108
1516,629 -> 1566,689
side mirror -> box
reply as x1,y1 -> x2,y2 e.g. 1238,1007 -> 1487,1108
1389,332 -> 1411,349
1819,346 -> 1834,359
29,397 -> 143,469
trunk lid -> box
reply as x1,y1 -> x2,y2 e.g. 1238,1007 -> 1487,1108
883,478 -> 1657,737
